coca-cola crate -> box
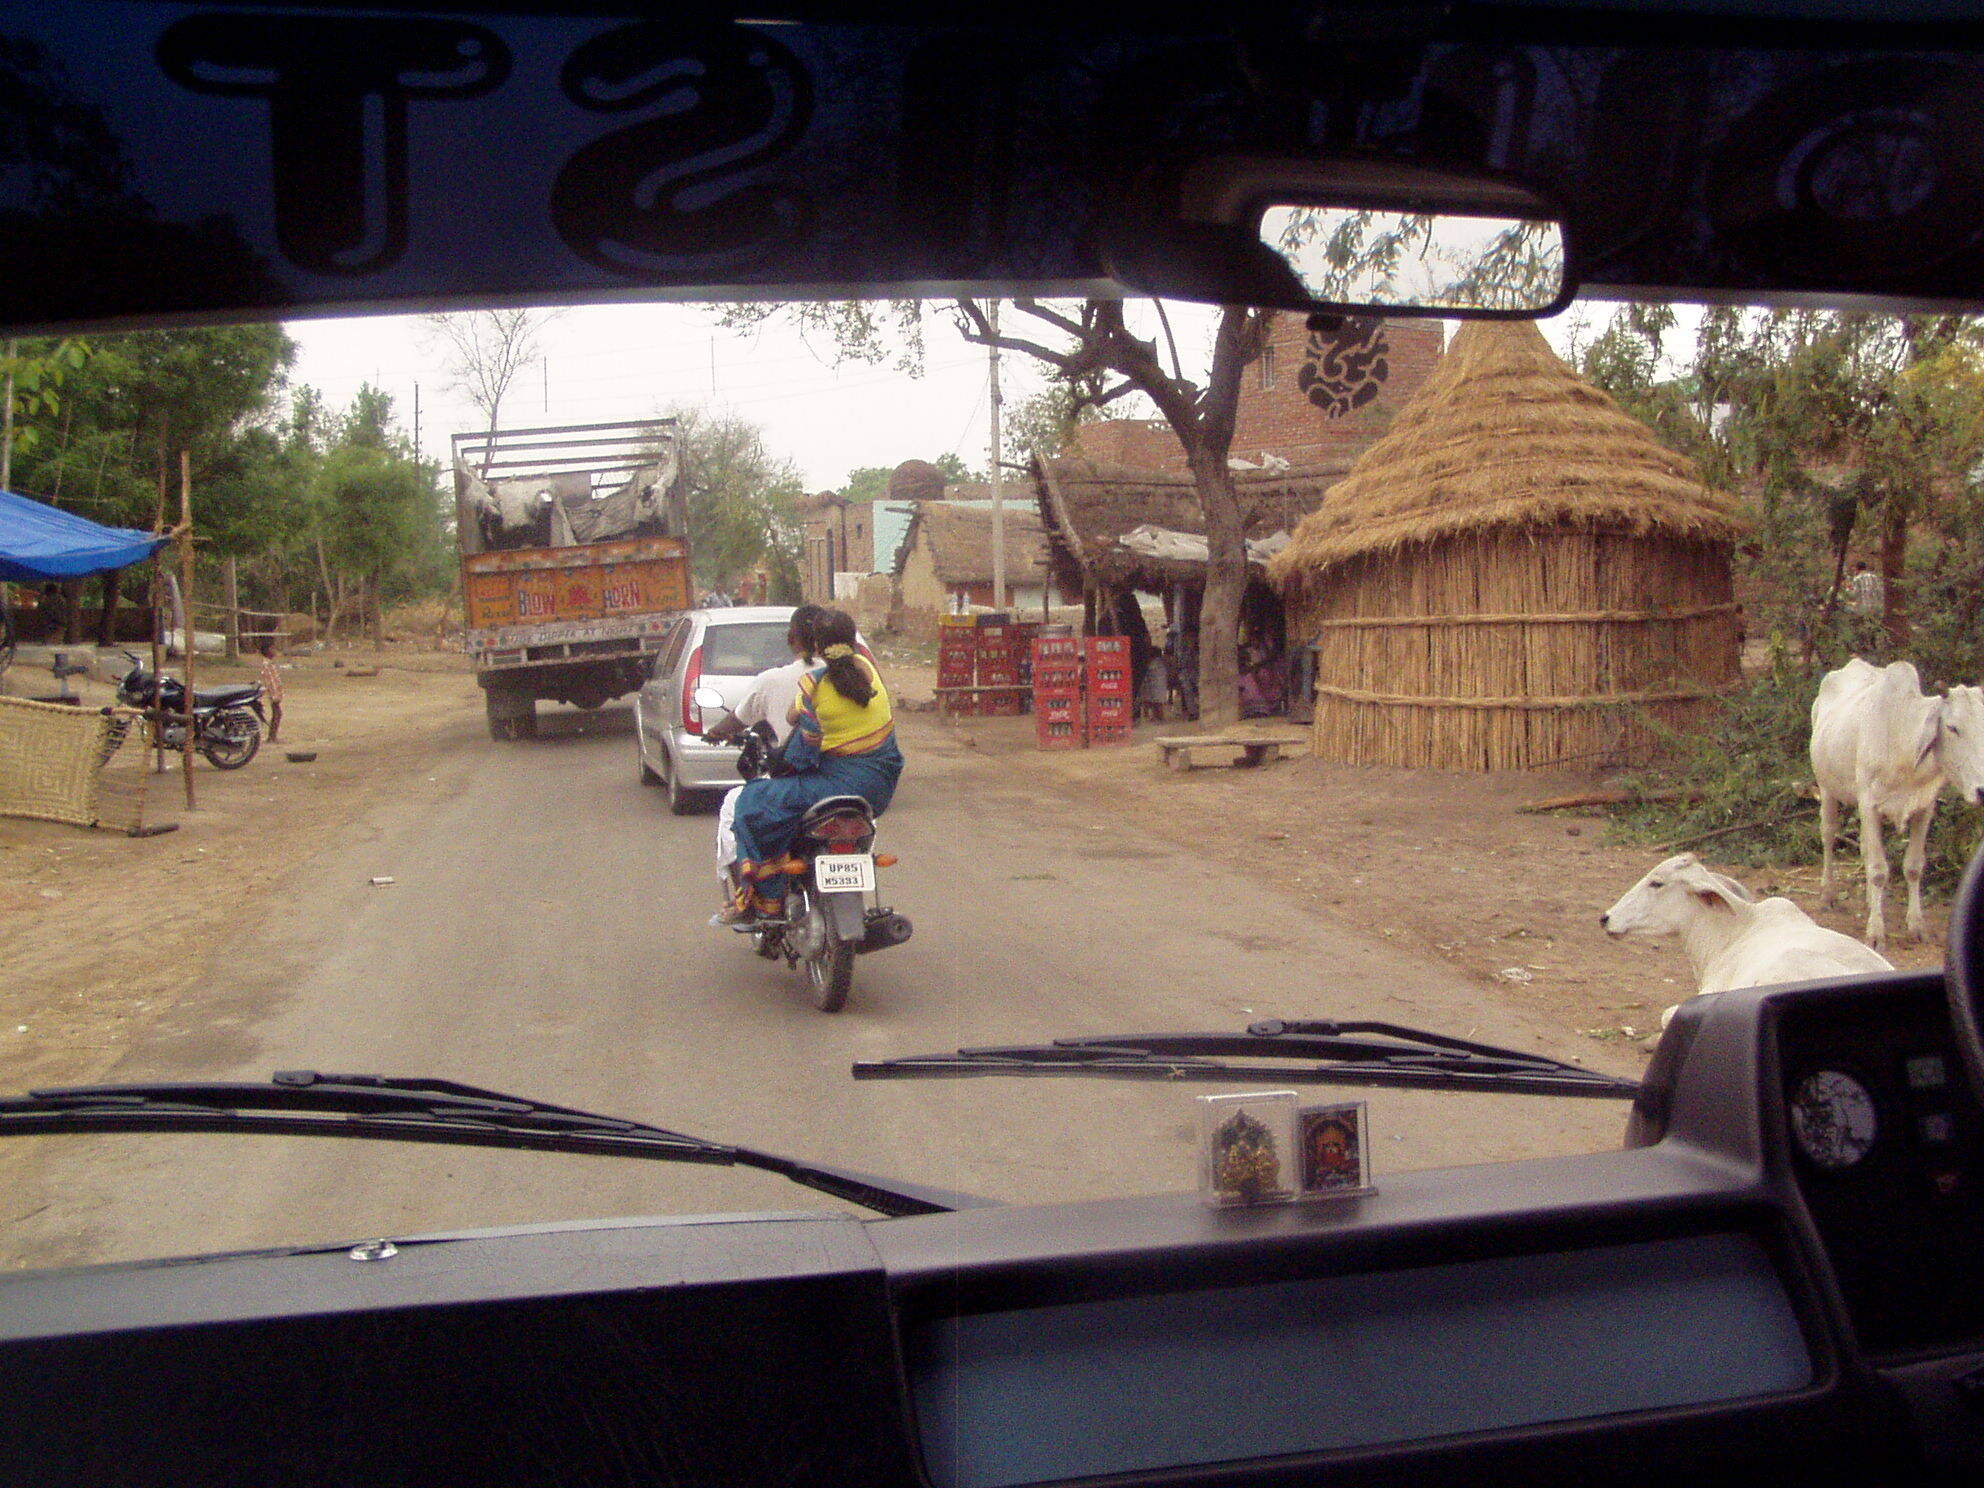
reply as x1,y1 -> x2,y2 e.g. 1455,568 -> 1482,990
1034,694 -> 1081,726
1087,721 -> 1132,747
1037,717 -> 1085,750
979,666 -> 1021,687
983,693 -> 1025,717
1087,694 -> 1131,729
1033,636 -> 1081,662
1086,636 -> 1130,659
1087,661 -> 1133,696
976,643 -> 1020,667
1033,664 -> 1082,693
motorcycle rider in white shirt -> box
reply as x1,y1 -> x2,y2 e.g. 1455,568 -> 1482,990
704,605 -> 828,896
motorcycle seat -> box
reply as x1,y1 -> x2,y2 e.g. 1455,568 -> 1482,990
799,795 -> 873,827
196,685 -> 261,708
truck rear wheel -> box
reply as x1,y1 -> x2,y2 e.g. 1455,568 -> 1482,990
485,689 -> 537,741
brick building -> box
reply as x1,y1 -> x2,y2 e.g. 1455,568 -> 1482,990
799,493 -> 875,603
1062,314 -> 1445,470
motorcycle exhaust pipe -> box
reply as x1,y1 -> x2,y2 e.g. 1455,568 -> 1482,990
858,912 -> 913,954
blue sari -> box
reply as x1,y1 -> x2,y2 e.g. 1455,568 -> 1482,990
731,673 -> 904,908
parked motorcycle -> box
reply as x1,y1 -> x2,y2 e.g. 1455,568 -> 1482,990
697,685 -> 912,1012
116,651 -> 266,770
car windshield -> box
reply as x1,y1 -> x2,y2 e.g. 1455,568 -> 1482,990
0,10 -> 1970,1277
703,622 -> 796,677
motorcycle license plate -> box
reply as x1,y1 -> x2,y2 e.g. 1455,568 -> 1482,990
814,854 -> 875,893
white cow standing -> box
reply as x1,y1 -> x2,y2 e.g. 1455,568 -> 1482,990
1601,854 -> 1892,1028
1810,658 -> 1984,950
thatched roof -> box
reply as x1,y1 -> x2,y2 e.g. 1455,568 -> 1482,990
1267,321 -> 1745,590
1033,456 -> 1353,591
892,500 -> 1052,586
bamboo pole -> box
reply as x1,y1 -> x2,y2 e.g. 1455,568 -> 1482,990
150,440 -> 167,776
223,556 -> 239,663
179,450 -> 195,810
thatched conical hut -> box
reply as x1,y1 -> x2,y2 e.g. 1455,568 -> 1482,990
1267,321 -> 1746,771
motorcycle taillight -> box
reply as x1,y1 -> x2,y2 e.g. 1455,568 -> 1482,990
813,815 -> 870,847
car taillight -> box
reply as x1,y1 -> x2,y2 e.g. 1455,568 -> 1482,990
681,645 -> 704,735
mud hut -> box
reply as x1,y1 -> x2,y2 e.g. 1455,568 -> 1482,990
1033,456 -> 1351,619
891,500 -> 1057,636
1267,321 -> 1746,771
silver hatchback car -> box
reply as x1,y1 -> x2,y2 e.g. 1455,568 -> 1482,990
635,606 -> 803,814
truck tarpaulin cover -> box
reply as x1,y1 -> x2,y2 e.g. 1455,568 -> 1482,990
0,488 -> 165,582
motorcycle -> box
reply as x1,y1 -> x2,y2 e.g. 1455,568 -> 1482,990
697,684 -> 913,1012
116,651 -> 267,771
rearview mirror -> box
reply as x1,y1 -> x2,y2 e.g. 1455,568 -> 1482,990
692,684 -> 726,712
1258,206 -> 1568,315
1102,156 -> 1575,317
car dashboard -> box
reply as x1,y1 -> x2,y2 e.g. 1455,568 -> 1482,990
4,973 -> 1983,1486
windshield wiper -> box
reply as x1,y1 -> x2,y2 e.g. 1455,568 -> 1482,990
853,1019 -> 1639,1100
0,1070 -> 992,1219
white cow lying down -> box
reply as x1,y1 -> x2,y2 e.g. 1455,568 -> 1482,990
1601,853 -> 1892,1028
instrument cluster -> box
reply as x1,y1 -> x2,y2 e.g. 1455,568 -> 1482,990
1777,983 -> 1984,1357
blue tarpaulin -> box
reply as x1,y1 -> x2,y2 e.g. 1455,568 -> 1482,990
0,488 -> 165,583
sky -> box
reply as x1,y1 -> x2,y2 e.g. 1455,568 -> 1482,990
280,298 -> 1670,496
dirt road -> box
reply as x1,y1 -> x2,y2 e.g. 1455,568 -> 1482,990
2,665 -> 1642,1269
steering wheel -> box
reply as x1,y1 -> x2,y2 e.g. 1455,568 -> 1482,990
1946,842 -> 1984,1097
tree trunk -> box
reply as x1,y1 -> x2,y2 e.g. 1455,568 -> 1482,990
1192,455 -> 1246,728
97,569 -> 119,647
60,577 -> 83,645
1881,503 -> 1909,652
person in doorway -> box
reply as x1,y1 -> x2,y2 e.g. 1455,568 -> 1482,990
255,637 -> 285,743
705,604 -> 828,905
720,609 -> 904,924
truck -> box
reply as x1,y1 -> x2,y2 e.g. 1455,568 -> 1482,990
454,419 -> 693,740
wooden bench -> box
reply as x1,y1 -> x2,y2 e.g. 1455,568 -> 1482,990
1155,731 -> 1310,772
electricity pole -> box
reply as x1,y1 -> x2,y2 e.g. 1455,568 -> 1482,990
988,301 -> 1005,610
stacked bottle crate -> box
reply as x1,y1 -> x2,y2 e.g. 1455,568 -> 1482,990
1032,635 -> 1084,748
937,617 -> 978,711
1085,636 -> 1133,746
939,616 -> 1041,716
976,622 -> 1027,717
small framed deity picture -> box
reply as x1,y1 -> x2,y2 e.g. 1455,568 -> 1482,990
1297,1101 -> 1374,1200
1197,1091 -> 1298,1208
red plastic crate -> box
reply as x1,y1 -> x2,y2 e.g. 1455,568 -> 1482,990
983,693 -> 1025,717
1086,636 -> 1130,659
1033,636 -> 1081,661
1036,717 -> 1085,749
1034,694 -> 1080,724
1033,666 -> 1082,694
1087,662 -> 1132,696
1087,721 -> 1131,747
1087,694 -> 1131,728
978,665 -> 1020,686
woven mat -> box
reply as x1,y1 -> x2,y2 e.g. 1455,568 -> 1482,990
0,697 -> 146,831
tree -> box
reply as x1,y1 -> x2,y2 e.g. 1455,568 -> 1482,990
668,406 -> 805,593
422,310 -> 556,469
721,297 -> 1271,724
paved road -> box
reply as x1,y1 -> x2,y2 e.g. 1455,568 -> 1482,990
6,707 -> 1633,1269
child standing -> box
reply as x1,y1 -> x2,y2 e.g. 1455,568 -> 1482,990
255,637 -> 285,744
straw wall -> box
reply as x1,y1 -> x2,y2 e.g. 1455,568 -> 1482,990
1296,528 -> 1739,770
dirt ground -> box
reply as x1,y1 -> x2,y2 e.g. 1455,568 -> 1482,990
2,640 -> 1946,1105
870,635 -> 1947,1058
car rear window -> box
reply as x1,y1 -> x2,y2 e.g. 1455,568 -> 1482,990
702,622 -> 791,676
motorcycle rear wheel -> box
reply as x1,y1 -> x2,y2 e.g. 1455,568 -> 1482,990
200,712 -> 262,770
797,891 -> 853,1012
